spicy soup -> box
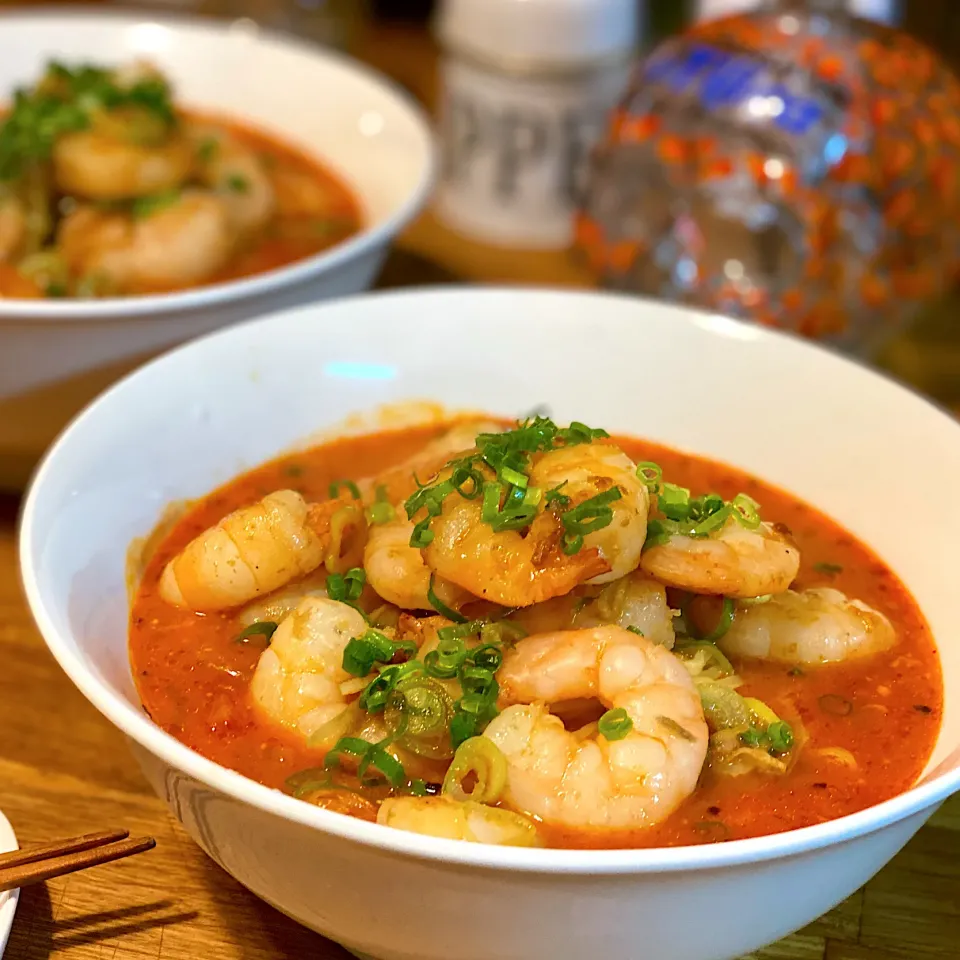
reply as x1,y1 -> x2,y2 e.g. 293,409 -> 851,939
129,422 -> 941,849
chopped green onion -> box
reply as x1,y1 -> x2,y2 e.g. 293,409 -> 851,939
767,721 -> 794,752
436,620 -> 485,643
562,532 -> 585,555
731,493 -> 761,529
385,676 -> 454,758
357,745 -> 406,787
480,620 -> 526,646
471,644 -> 504,672
364,484 -> 396,525
626,625 -> 645,637
323,736 -> 371,770
342,629 -> 395,677
658,483 -> 692,521
481,481 -> 502,524
427,574 -> 467,623
740,727 -> 765,748
635,461 -> 662,492
598,707 -> 633,741
450,463 -> 484,499
691,503 -> 732,536
442,736 -> 507,803
688,597 -> 735,643
329,479 -> 361,500
409,517 -> 434,548
234,620 -> 278,645
226,173 -> 249,193
813,561 -> 844,576
366,500 -> 395,524
544,482 -> 571,508
359,661 -> 421,713
562,487 -> 622,533
326,567 -> 366,605
499,466 -> 528,489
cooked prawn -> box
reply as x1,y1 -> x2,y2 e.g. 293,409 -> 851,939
718,587 -> 896,665
363,516 -> 471,612
250,596 -> 367,739
376,796 -> 541,847
52,128 -> 194,201
192,124 -> 275,236
421,442 -> 648,607
361,419 -> 505,507
511,571 -> 676,649
532,443 -> 650,583
57,191 -> 232,293
159,489 -> 329,612
236,569 -> 329,629
640,517 -> 800,598
485,625 -> 707,832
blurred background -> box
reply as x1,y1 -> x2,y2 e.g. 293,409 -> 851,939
5,0 -> 959,407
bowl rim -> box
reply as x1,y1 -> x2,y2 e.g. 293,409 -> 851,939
0,5 -> 437,323
18,285 -> 960,875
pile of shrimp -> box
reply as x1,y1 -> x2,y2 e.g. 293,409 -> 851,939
0,59 -> 325,297
155,416 -> 898,847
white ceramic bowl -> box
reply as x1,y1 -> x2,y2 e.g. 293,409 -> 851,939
0,7 -> 435,488
19,288 -> 960,960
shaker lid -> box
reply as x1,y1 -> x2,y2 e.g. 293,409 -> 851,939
434,0 -> 639,69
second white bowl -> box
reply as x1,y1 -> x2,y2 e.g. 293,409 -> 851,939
0,7 -> 435,487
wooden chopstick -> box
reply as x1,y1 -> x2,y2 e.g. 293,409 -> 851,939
0,829 -> 156,892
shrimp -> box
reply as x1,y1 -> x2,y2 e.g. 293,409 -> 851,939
532,443 -> 650,583
363,516 -> 471,612
236,569 -> 329,629
52,128 -> 194,201
159,489 -> 328,612
421,442 -> 648,607
250,596 -> 367,739
511,571 -> 676,649
361,419 -> 505,507
376,796 -> 541,847
192,125 -> 275,236
484,626 -> 707,833
57,191 -> 232,294
640,517 -> 800,599
718,587 -> 896,665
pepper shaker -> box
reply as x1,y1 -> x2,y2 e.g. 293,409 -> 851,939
433,0 -> 640,249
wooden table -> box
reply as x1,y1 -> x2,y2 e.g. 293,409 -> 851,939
2,16 -> 960,960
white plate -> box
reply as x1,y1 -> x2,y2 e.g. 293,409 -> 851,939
0,811 -> 19,959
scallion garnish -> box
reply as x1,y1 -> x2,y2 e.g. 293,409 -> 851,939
813,561 -> 843,576
364,484 -> 395,525
635,461 -> 663,492
326,567 -> 366,608
598,707 -> 633,741
234,620 -> 278,645
329,479 -> 361,500
427,574 -> 467,623
342,628 -> 397,677
442,737 -> 507,803
688,596 -> 735,643
403,415 -> 610,549
559,486 -> 622,553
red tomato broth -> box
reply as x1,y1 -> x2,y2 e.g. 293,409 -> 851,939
128,425 -> 942,849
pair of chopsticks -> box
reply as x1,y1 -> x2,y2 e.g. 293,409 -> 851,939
0,829 -> 155,893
